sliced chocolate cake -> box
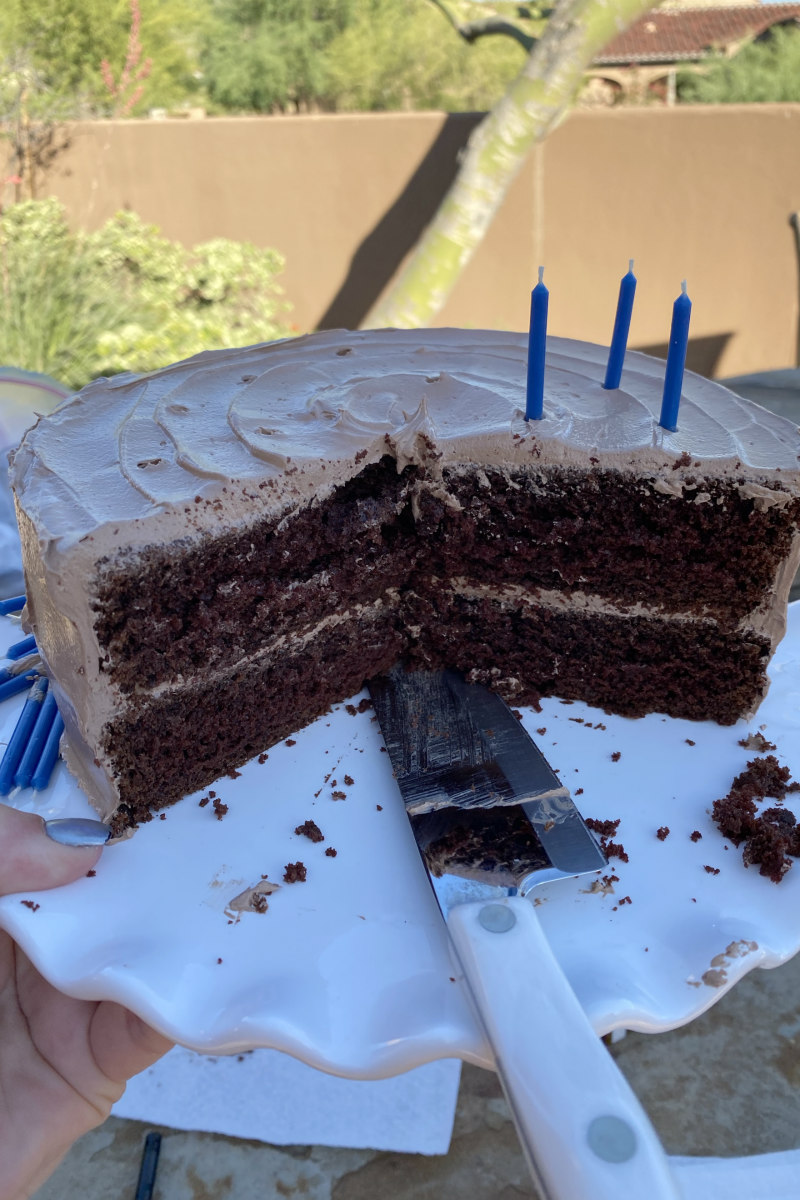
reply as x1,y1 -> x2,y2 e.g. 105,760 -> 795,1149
9,329 -> 800,831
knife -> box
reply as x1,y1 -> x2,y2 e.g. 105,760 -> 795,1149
369,666 -> 681,1200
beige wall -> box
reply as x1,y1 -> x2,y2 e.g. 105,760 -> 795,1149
9,105 -> 800,378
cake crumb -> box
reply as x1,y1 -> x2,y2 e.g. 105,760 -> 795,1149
20,900 -> 39,912
285,738 -> 297,747
605,841 -> 629,863
258,753 -> 269,764
575,787 -> 584,795
283,862 -> 307,883
343,774 -> 354,786
331,790 -> 346,801
704,865 -> 721,875
227,768 -> 241,779
376,804 -> 383,811
586,818 -> 620,839
712,755 -> 800,882
212,798 -> 229,820
536,727 -> 547,735
690,830 -> 702,842
86,869 -> 96,877
656,826 -> 670,841
610,751 -> 621,762
159,812 -> 167,820
738,732 -> 777,752
198,795 -> 210,807
685,739 -> 696,746
585,817 -> 629,862
295,819 -> 324,843
325,847 -> 338,857
217,957 -> 223,964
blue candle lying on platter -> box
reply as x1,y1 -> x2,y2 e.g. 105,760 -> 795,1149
6,633 -> 36,661
0,676 -> 48,795
13,689 -> 58,790
0,671 -> 39,703
659,281 -> 692,432
0,595 -> 25,616
603,260 -> 637,390
31,709 -> 65,791
525,266 -> 549,421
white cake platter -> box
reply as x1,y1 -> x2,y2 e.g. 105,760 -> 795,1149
0,606 -> 799,1078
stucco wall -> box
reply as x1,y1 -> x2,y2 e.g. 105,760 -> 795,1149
10,105 -> 800,378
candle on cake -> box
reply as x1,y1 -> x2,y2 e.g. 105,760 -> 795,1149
525,266 -> 549,421
659,281 -> 692,432
603,261 -> 637,390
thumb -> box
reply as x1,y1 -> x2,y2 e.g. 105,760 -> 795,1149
0,803 -> 102,895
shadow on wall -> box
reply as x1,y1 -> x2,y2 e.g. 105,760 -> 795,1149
635,333 -> 733,380
316,113 -> 483,331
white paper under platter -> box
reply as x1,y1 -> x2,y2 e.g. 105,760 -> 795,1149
0,606 -> 799,1076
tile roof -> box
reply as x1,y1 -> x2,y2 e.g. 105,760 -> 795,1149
595,3 -> 800,64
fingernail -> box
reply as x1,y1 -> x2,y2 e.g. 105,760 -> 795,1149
44,818 -> 111,847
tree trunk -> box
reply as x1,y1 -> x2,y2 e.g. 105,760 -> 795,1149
361,0 -> 656,330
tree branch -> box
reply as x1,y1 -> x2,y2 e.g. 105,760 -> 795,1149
363,0 -> 657,329
428,0 -> 536,52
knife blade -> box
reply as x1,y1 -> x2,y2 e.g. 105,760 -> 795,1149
368,666 -> 681,1200
369,665 -> 605,888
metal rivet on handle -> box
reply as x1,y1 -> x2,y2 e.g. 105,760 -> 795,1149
586,1114 -> 638,1163
478,903 -> 517,933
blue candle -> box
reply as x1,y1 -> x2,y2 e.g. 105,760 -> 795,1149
603,260 -> 637,390
659,281 -> 692,432
13,690 -> 58,789
31,710 -> 65,791
525,266 -> 549,421
0,595 -> 25,616
5,633 -> 36,661
0,677 -> 48,795
0,671 -> 39,703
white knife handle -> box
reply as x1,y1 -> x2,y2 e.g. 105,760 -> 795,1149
446,896 -> 681,1200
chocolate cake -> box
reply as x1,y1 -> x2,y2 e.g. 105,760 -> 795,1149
9,329 -> 800,831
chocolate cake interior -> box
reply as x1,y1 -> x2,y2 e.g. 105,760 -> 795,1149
87,453 -> 798,827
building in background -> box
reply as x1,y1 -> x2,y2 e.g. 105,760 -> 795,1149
585,1 -> 800,104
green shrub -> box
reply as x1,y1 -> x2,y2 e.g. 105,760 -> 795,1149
677,25 -> 800,104
0,198 -> 291,391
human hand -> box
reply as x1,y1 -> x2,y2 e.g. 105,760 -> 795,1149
0,804 -> 173,1199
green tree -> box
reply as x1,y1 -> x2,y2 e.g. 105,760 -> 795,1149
324,0 -> 533,113
200,0 -> 353,113
0,0 -> 206,120
677,24 -> 800,104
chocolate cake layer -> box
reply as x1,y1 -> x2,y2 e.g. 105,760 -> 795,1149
406,588 -> 771,725
433,466 -> 800,622
103,602 -> 405,834
93,457 -> 424,690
